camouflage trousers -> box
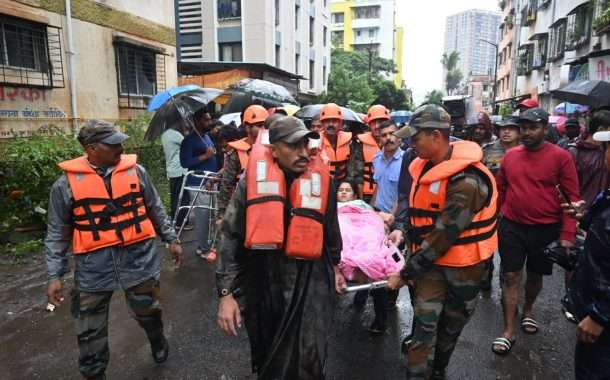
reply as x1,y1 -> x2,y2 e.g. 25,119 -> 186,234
71,278 -> 163,379
407,261 -> 488,379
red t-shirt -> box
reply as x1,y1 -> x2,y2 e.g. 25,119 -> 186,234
496,142 -> 580,242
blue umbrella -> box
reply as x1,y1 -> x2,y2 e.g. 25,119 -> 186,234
147,84 -> 202,112
390,110 -> 412,125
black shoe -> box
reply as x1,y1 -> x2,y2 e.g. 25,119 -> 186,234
151,335 -> 169,364
432,369 -> 446,380
368,318 -> 387,334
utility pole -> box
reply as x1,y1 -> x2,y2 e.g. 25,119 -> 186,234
479,39 -> 499,113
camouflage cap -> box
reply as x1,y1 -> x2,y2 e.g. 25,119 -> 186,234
77,119 -> 129,146
394,104 -> 451,139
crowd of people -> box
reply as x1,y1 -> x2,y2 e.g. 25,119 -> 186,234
43,96 -> 610,380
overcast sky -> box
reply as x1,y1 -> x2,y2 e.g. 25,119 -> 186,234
396,0 -> 500,105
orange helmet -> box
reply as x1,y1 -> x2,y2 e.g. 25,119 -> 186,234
367,104 -> 390,123
320,103 -> 343,121
243,105 -> 269,124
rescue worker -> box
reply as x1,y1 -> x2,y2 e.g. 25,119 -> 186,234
216,116 -> 344,379
44,120 -> 182,380
217,105 -> 270,218
387,104 -> 498,380
357,104 -> 390,202
319,103 -> 364,186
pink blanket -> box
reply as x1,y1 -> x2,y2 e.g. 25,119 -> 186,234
338,204 -> 404,281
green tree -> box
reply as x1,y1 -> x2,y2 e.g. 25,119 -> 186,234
441,51 -> 463,95
320,49 -> 409,112
423,90 -> 444,104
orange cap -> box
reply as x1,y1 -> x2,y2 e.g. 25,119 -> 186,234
320,103 -> 343,121
367,104 -> 390,123
243,105 -> 269,124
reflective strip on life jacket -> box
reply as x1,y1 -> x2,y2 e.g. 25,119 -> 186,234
408,140 -> 498,267
58,155 -> 156,254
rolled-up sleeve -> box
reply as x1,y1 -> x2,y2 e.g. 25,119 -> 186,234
44,176 -> 73,282
137,165 -> 177,243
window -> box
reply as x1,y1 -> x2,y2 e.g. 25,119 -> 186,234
295,53 -> 300,74
275,45 -> 280,67
116,44 -> 157,96
0,15 -> 64,88
323,26 -> 327,46
275,0 -> 280,26
368,28 -> 377,38
309,59 -> 315,88
532,35 -> 548,69
219,42 -> 242,62
322,64 -> 326,86
309,17 -> 314,46
353,6 -> 380,19
217,0 -> 241,20
332,12 -> 344,24
517,44 -> 534,75
522,0 -> 538,26
295,5 -> 300,29
549,19 -> 567,59
566,4 -> 592,50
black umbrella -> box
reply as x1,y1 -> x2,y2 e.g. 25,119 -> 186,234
144,88 -> 221,141
551,80 -> 610,109
294,104 -> 364,123
218,78 -> 298,114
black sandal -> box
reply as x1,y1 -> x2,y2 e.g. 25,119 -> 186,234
491,337 -> 515,355
521,317 -> 539,334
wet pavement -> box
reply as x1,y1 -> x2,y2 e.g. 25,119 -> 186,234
1,233 -> 575,380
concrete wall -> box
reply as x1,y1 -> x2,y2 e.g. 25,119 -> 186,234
0,0 -> 177,138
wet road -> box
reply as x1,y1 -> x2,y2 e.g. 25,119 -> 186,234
1,234 -> 575,380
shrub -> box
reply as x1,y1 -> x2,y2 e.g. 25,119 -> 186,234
0,114 -> 169,238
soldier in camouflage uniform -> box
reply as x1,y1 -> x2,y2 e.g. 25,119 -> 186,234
45,121 -> 182,380
482,117 -> 520,175
388,105 -> 498,380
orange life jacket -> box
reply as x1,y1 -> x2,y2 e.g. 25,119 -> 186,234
408,141 -> 498,267
245,131 -> 331,260
58,154 -> 157,254
322,131 -> 352,180
357,132 -> 380,196
227,137 -> 251,171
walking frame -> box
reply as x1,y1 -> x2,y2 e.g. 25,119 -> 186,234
173,170 -> 224,247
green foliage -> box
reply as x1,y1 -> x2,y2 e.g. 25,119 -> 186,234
441,51 -> 463,95
498,104 -> 513,117
319,49 -> 413,112
423,90 -> 444,105
593,5 -> 610,33
0,239 -> 44,262
0,114 -> 169,238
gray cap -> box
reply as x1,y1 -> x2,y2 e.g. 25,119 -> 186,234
593,130 -> 610,142
394,104 -> 451,139
77,120 -> 129,146
497,116 -> 520,128
269,116 -> 319,144
518,108 -> 549,124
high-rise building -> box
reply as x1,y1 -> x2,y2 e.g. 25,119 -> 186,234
443,9 -> 501,87
174,0 -> 331,96
329,0 -> 404,88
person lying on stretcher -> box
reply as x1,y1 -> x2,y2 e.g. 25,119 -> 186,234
336,181 -> 404,283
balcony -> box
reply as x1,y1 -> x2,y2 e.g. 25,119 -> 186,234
593,5 -> 610,35
522,0 -> 538,26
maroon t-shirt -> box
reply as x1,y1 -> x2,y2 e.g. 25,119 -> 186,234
496,142 -> 580,242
